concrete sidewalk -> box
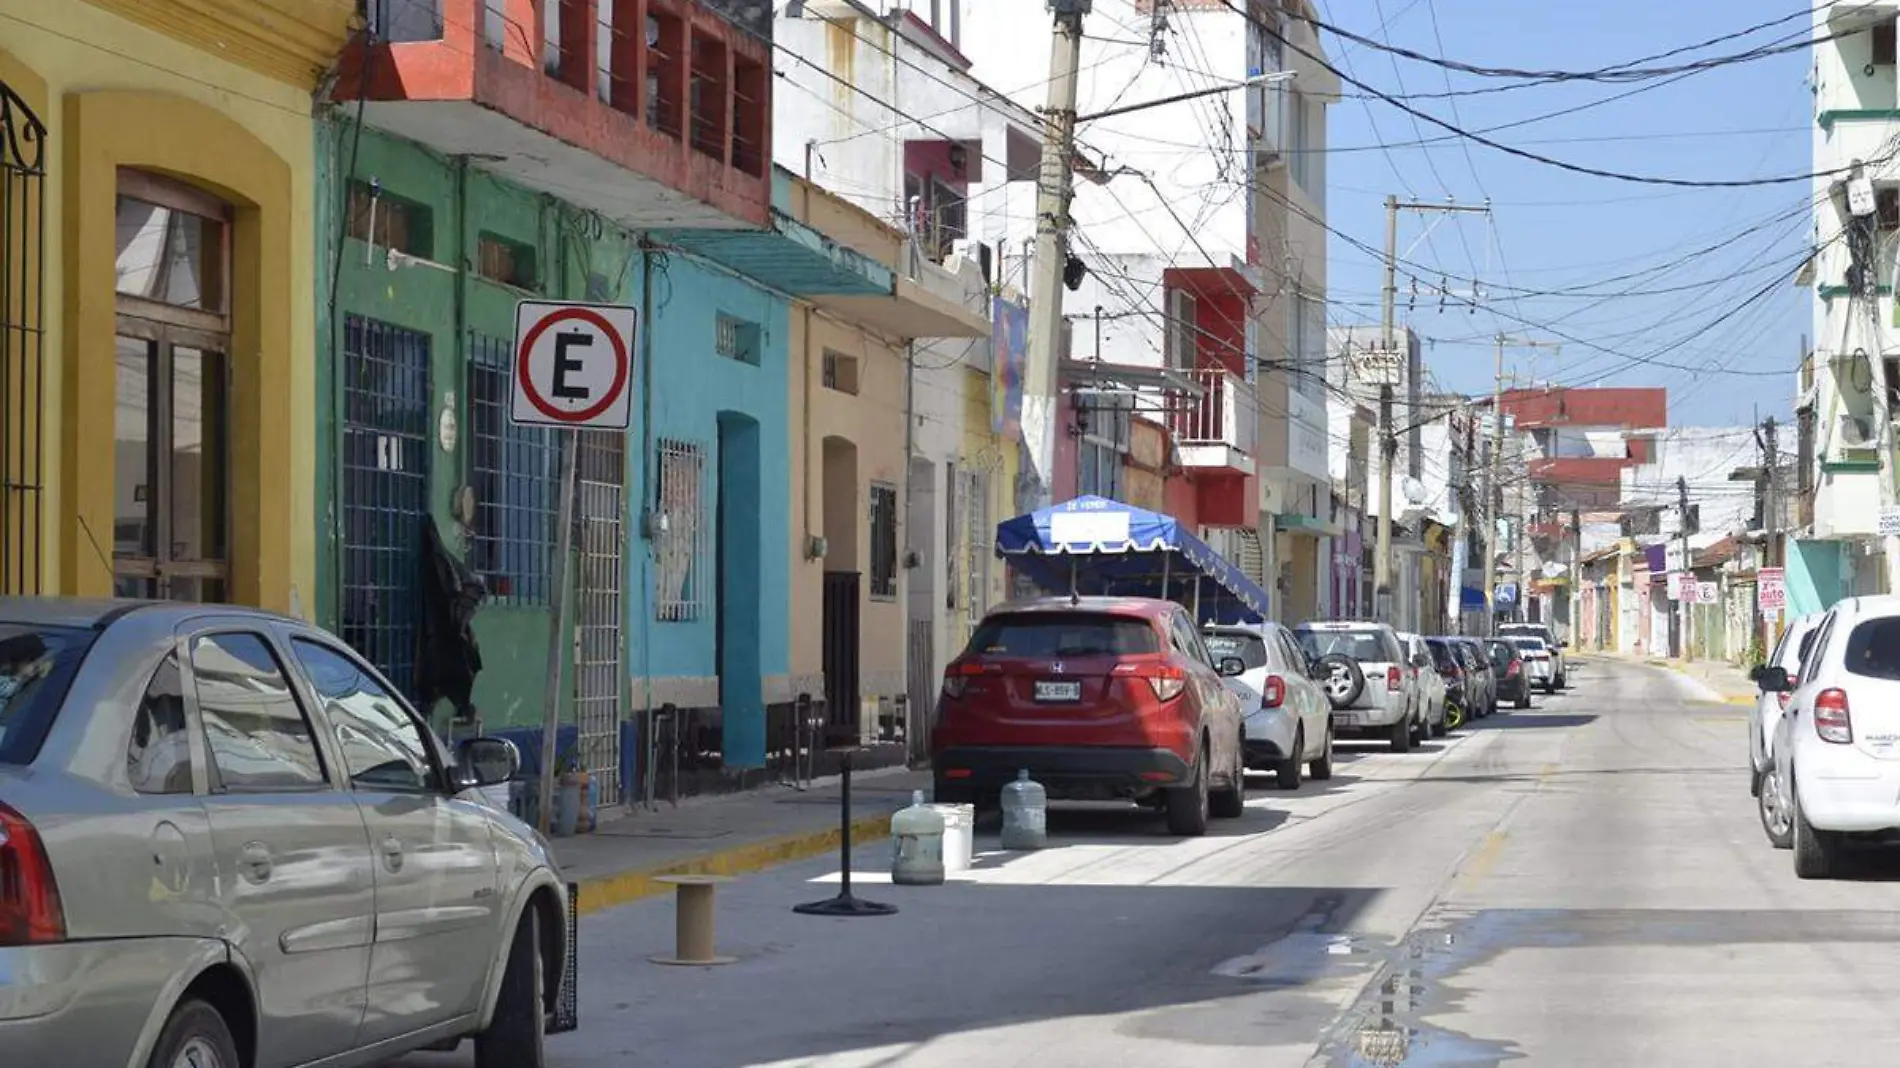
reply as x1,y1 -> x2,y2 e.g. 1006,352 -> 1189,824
1576,651 -> 1757,705
553,765 -> 932,916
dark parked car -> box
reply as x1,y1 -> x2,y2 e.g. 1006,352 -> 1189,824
931,597 -> 1248,836
1427,638 -> 1484,719
1453,638 -> 1499,717
1488,638 -> 1533,709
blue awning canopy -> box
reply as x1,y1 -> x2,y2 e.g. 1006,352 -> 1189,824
994,496 -> 1270,624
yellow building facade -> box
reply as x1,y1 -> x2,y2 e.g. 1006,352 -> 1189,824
0,0 -> 343,610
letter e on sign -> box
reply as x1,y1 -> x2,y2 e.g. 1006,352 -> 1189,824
511,300 -> 638,431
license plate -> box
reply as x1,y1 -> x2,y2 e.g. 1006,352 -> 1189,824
1331,713 -> 1353,729
1034,680 -> 1082,702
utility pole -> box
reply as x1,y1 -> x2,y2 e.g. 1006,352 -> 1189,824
1020,0 -> 1088,509
1761,415 -> 1780,650
1846,164 -> 1900,592
1483,333 -> 1560,632
1569,508 -> 1582,646
1376,196 -> 1490,622
1675,475 -> 1692,660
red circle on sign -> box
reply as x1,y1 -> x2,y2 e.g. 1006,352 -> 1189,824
516,306 -> 631,424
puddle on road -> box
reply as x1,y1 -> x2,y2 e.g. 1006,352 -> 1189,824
1305,906 -> 1900,1067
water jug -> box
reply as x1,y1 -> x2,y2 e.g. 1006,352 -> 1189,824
999,769 -> 1047,850
891,790 -> 946,885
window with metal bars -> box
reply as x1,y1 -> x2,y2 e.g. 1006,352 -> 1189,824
962,469 -> 989,629
468,333 -> 558,603
655,438 -> 709,621
714,313 -> 760,365
869,482 -> 898,600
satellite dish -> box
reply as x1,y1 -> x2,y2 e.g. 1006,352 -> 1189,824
1401,476 -> 1428,505
1541,561 -> 1566,579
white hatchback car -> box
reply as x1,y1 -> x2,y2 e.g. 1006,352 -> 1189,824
1204,623 -> 1333,788
1749,611 -> 1823,844
1763,596 -> 1900,878
1397,631 -> 1448,738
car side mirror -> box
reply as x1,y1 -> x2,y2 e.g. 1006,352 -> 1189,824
1756,665 -> 1791,694
1748,664 -> 1764,683
454,736 -> 521,789
1217,656 -> 1247,678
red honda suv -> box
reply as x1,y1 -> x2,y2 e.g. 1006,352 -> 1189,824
930,596 -> 1248,836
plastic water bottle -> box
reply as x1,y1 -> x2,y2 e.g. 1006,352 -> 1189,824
999,769 -> 1047,850
890,790 -> 946,885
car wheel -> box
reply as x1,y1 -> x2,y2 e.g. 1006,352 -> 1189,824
1318,654 -> 1366,709
147,999 -> 239,1068
1516,692 -> 1530,710
1211,738 -> 1247,819
1388,714 -> 1413,753
1309,725 -> 1335,780
1791,772 -> 1839,879
1430,707 -> 1447,738
1276,728 -> 1305,790
1758,766 -> 1793,850
1166,744 -> 1212,836
475,907 -> 547,1068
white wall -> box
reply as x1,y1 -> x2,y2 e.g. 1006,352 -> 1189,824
1619,426 -> 1784,539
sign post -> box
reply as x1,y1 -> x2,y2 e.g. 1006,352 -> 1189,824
511,300 -> 638,835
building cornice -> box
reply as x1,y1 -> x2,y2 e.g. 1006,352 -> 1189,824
85,0 -> 358,91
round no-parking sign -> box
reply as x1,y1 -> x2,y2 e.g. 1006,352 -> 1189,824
510,300 -> 638,430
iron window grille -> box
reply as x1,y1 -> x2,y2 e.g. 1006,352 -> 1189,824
468,333 -> 558,604
869,482 -> 898,600
714,312 -> 759,365
962,469 -> 988,630
655,438 -> 709,621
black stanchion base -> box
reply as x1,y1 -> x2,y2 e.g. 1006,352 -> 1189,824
793,893 -> 899,917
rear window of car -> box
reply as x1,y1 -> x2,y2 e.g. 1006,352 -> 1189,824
1426,639 -> 1456,667
1842,617 -> 1900,681
1509,638 -> 1545,652
1296,629 -> 1398,663
0,624 -> 95,765
969,613 -> 1158,658
1204,632 -> 1269,670
1487,641 -> 1516,662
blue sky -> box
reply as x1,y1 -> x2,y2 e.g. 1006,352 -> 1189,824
1317,0 -> 1811,427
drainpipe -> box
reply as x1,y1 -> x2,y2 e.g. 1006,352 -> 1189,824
638,242 -> 658,809
802,304 -> 816,548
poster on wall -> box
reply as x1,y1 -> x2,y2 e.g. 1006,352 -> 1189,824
991,296 -> 1027,441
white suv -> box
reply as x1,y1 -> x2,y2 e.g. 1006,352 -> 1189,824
1763,595 -> 1900,878
1294,621 -> 1422,752
1498,622 -> 1567,689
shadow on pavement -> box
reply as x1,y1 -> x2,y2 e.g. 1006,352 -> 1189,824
386,881 -> 1390,1068
1471,712 -> 1598,731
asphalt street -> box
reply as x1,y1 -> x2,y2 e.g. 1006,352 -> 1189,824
401,655 -> 1900,1067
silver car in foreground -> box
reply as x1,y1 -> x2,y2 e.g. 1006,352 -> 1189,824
0,599 -> 570,1068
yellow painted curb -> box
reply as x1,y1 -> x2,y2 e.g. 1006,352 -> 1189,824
573,813 -> 895,917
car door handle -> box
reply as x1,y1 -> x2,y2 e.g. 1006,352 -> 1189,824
380,835 -> 405,872
240,842 -> 273,883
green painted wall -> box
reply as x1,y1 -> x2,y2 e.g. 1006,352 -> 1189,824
314,115 -> 638,731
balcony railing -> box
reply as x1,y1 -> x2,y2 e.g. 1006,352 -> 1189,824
354,0 -> 770,180
1172,368 -> 1256,457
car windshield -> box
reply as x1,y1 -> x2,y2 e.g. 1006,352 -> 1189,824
1296,629 -> 1392,663
0,624 -> 94,765
1843,618 -> 1900,681
1203,632 -> 1269,670
969,613 -> 1158,658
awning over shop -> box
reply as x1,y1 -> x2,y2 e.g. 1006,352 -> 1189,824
995,496 -> 1271,624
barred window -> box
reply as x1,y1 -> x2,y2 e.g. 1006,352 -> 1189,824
962,469 -> 989,629
468,333 -> 558,603
655,439 -> 709,621
714,313 -> 760,365
869,482 -> 898,600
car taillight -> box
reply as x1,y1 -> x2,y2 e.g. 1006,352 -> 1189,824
1387,666 -> 1403,692
1777,674 -> 1799,710
1113,662 -> 1187,701
1262,674 -> 1286,709
0,801 -> 65,946
1814,688 -> 1853,745
1506,660 -> 1520,678
941,661 -> 994,699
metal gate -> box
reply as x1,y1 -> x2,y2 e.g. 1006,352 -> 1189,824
339,316 -> 431,696
821,571 -> 860,735
573,430 -> 625,805
0,83 -> 46,595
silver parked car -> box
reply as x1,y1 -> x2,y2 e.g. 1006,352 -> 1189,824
0,599 -> 569,1068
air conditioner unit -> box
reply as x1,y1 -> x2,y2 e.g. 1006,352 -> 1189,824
1840,413 -> 1878,449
